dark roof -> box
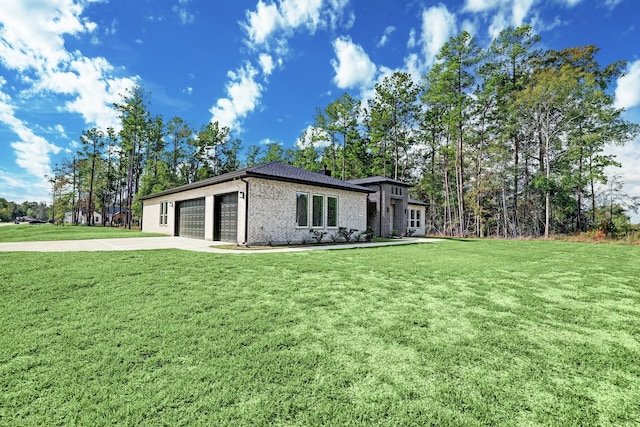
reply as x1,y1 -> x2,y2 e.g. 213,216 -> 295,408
408,198 -> 428,206
140,162 -> 373,200
348,176 -> 412,187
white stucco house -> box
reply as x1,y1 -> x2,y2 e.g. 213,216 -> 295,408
64,209 -> 102,225
140,162 -> 428,245
407,199 -> 427,236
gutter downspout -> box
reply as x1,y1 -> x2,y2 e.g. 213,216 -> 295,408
377,183 -> 383,238
240,177 -> 249,246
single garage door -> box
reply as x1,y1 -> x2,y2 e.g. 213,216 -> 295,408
214,192 -> 238,242
177,198 -> 205,239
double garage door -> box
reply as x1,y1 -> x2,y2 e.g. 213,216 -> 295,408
176,193 -> 238,242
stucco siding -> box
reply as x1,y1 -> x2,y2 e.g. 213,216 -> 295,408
407,203 -> 426,236
247,178 -> 367,245
141,202 -> 170,236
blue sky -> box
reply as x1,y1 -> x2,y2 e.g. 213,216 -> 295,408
1,0 -> 639,220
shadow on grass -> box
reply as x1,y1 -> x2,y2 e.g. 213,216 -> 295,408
425,235 -> 479,243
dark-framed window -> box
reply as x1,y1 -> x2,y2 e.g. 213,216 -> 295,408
160,201 -> 168,226
327,196 -> 338,228
312,194 -> 324,227
296,193 -> 309,227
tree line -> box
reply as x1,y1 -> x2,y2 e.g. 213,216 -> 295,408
50,25 -> 638,237
0,199 -> 49,222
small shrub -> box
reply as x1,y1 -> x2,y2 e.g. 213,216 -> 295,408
308,229 -> 327,244
357,226 -> 375,242
338,227 -> 358,242
406,228 -> 416,237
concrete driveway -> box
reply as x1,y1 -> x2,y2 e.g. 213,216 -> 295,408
0,236 -> 441,253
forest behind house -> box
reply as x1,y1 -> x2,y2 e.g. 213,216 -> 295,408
20,26 -> 639,238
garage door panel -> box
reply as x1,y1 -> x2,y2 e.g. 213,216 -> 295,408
177,198 -> 205,239
215,193 -> 238,242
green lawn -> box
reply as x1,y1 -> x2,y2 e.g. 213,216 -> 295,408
0,223 -> 157,242
1,240 -> 639,425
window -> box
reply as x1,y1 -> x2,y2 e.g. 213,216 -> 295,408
416,210 -> 421,228
327,196 -> 338,228
160,201 -> 168,226
408,209 -> 415,228
296,193 -> 309,227
312,195 -> 324,227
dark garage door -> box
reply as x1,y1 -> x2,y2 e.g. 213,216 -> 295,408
214,193 -> 238,242
177,198 -> 205,239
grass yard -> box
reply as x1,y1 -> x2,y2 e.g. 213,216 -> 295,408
0,223 -> 157,242
1,240 -> 639,425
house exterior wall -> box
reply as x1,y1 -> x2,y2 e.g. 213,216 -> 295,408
361,182 -> 409,237
141,180 -> 247,242
246,177 -> 368,245
407,203 -> 426,236
141,177 -> 367,245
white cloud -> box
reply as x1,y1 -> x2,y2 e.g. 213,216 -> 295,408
488,11 -> 509,39
297,125 -> 331,149
242,0 -> 350,49
173,0 -> 195,25
377,26 -> 396,48
463,0 -> 503,12
105,19 -> 118,36
259,53 -> 275,75
407,28 -> 417,49
0,0 -> 137,188
331,36 -> 377,90
259,137 -> 282,145
243,0 -> 283,45
0,88 -> 61,179
461,19 -> 478,37
0,170 -> 24,191
512,0 -> 536,26
403,53 -> 422,83
54,124 -> 67,138
605,137 -> 640,223
210,63 -> 263,131
280,0 -> 323,32
327,0 -> 354,29
558,0 -> 584,6
0,1 -> 86,72
463,0 -> 540,39
420,4 -> 457,67
0,169 -> 51,203
614,60 -> 640,110
212,0 -> 352,133
36,56 -> 137,131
